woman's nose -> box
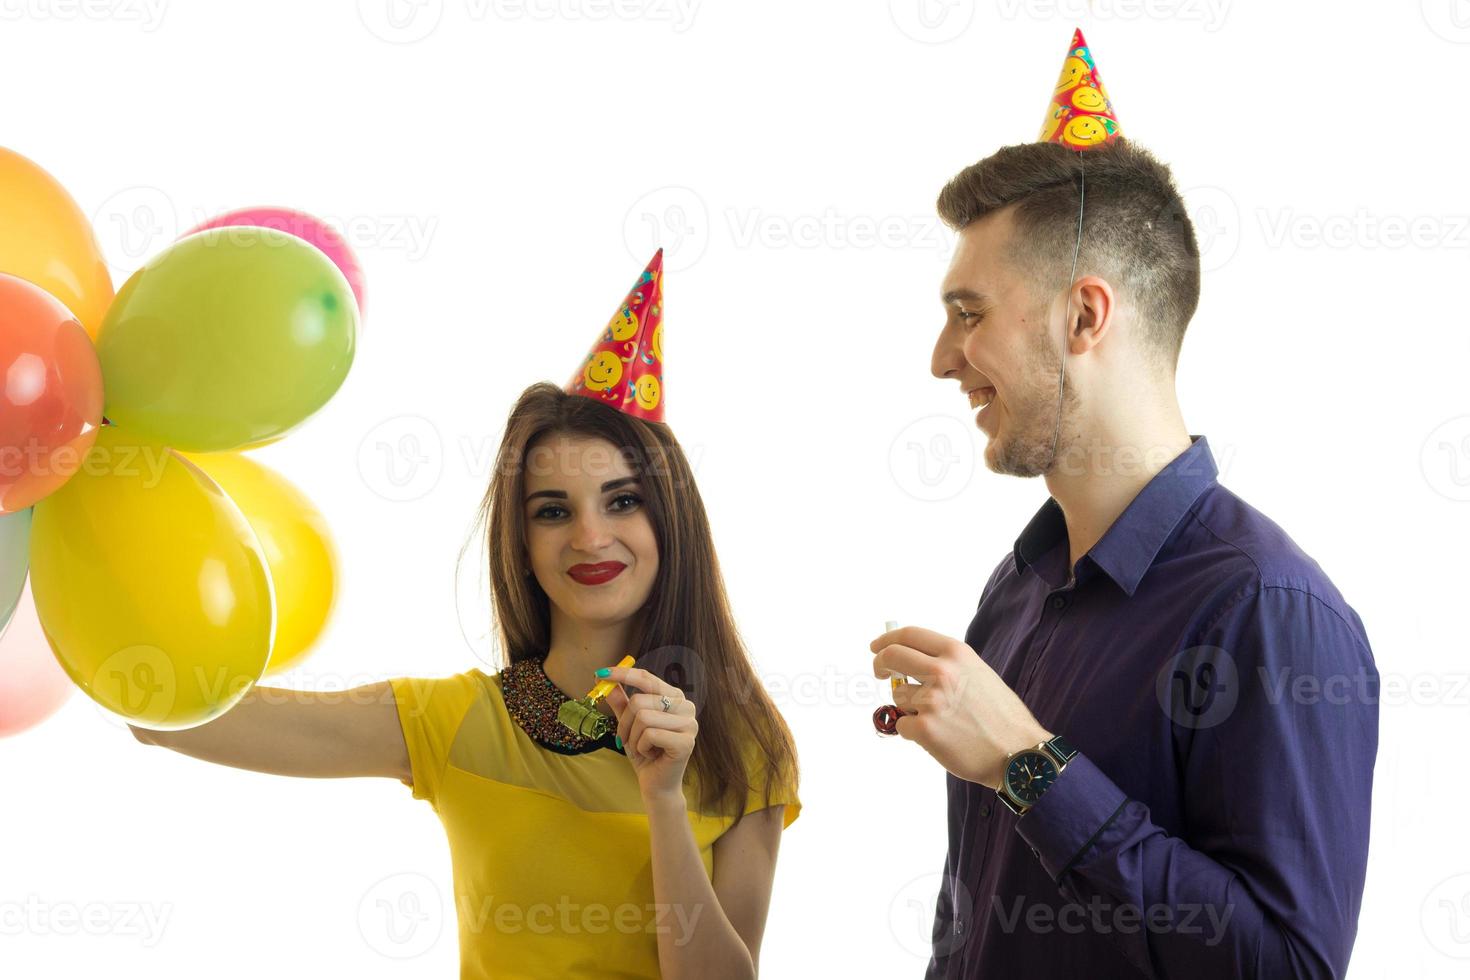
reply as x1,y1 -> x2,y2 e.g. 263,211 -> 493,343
569,511 -> 613,552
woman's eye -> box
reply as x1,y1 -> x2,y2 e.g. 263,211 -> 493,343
610,493 -> 643,512
531,493 -> 641,520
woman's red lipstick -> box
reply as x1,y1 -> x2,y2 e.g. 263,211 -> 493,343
567,561 -> 627,586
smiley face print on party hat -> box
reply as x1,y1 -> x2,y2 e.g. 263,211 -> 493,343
565,248 -> 666,423
1039,28 -> 1122,150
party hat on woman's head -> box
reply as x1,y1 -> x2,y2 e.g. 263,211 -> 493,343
565,248 -> 666,423
1039,28 -> 1122,150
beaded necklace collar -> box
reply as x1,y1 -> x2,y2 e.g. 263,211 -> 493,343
501,657 -> 621,755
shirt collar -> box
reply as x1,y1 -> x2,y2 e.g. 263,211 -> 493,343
1012,435 -> 1219,597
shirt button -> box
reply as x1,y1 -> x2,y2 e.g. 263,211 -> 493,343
1051,595 -> 1067,610
978,804 -> 991,817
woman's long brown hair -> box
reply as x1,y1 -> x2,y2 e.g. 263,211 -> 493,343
461,381 -> 798,825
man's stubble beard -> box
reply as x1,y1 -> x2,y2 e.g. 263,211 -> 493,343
985,321 -> 1082,479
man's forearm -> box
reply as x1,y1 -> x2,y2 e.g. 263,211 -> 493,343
1014,753 -> 1362,979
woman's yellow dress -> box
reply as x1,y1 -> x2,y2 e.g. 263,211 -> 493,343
389,667 -> 800,979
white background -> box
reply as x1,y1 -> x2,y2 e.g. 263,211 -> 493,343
2,1 -> 1468,977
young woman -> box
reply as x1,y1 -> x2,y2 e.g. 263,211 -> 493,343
130,251 -> 801,978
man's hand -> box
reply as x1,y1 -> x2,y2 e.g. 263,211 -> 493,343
870,626 -> 1051,790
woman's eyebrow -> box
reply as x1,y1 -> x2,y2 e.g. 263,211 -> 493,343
525,477 -> 640,503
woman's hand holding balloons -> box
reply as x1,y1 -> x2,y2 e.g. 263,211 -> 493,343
601,665 -> 699,804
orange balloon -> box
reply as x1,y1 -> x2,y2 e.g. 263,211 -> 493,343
0,148 -> 114,340
0,274 -> 103,515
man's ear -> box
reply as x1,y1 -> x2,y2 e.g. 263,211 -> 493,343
1067,274 -> 1116,354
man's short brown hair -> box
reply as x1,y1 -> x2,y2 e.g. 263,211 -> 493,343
936,138 -> 1200,371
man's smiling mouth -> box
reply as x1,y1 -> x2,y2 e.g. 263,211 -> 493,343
967,386 -> 996,410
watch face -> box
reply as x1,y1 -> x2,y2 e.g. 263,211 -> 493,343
1004,750 -> 1059,805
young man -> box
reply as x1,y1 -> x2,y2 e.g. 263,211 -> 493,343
871,31 -> 1377,979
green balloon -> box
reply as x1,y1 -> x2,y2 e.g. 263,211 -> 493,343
97,227 -> 357,452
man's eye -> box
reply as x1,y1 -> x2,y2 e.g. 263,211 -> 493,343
958,310 -> 983,324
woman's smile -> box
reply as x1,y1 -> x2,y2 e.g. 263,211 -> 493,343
567,561 -> 628,586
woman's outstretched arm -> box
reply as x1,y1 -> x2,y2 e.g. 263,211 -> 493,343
128,681 -> 411,783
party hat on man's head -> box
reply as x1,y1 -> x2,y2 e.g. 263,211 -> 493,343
564,248 -> 666,423
1038,28 -> 1122,150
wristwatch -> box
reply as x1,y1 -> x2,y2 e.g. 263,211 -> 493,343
996,734 -> 1077,816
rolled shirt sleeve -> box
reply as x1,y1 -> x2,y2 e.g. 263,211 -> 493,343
1015,585 -> 1379,979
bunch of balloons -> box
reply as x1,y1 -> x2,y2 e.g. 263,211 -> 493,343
0,148 -> 362,734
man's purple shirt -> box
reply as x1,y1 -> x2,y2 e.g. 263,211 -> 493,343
928,434 -> 1378,978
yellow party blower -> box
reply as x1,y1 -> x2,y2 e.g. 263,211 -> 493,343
557,655 -> 636,739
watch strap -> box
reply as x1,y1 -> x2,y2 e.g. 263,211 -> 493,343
997,788 -> 1026,816
1044,734 -> 1077,764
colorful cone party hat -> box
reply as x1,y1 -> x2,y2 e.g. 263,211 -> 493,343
565,249 -> 666,423
1038,28 -> 1122,150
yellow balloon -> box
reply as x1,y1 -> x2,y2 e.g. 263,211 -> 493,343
0,148 -> 115,340
180,451 -> 337,676
28,426 -> 274,729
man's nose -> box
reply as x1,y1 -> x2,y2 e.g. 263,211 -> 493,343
931,321 -> 965,381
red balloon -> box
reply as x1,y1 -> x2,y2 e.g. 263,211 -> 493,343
0,273 -> 103,514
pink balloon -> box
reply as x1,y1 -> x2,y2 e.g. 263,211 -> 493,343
0,579 -> 73,738
185,206 -> 366,318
